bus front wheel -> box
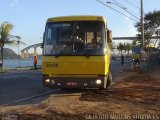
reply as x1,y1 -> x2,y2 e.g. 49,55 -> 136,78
106,71 -> 112,89
99,71 -> 112,90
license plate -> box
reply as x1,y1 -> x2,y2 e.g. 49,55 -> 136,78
66,82 -> 78,86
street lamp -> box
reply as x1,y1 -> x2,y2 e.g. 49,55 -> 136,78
15,37 -> 26,68
106,1 -> 127,10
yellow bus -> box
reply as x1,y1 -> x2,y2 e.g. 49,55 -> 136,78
42,15 -> 112,89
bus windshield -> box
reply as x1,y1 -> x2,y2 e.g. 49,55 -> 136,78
44,21 -> 105,56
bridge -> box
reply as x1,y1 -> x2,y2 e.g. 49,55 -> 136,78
113,36 -> 160,40
21,36 -> 160,58
21,43 -> 42,59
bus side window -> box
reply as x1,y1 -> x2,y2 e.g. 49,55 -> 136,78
106,29 -> 112,43
46,29 -> 52,45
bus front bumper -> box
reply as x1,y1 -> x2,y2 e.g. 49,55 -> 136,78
42,75 -> 106,89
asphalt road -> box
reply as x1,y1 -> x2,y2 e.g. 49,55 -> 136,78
0,70 -> 51,105
111,58 -> 132,77
0,59 -> 131,106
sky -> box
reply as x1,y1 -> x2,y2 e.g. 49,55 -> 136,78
0,0 -> 160,54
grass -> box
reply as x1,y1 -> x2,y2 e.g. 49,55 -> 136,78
0,65 -> 42,74
0,68 -> 7,73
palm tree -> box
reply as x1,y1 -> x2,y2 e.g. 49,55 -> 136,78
117,42 -> 124,55
125,43 -> 131,56
0,22 -> 18,68
132,40 -> 137,46
123,43 -> 127,53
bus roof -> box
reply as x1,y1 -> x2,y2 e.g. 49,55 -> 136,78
47,15 -> 106,24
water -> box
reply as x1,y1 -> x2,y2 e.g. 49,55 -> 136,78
3,59 -> 42,68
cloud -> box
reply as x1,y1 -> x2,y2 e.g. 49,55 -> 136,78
14,0 -> 19,3
124,13 -> 138,36
128,23 -> 137,35
10,3 -> 15,7
124,15 -> 130,22
10,0 -> 19,7
124,12 -> 132,22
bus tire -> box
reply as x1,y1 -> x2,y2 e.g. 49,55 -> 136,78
99,71 -> 112,90
106,71 -> 112,89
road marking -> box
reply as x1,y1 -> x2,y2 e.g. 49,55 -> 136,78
1,89 -> 60,107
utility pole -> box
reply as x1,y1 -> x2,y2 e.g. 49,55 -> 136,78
141,0 -> 144,48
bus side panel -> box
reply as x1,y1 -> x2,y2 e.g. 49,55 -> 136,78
104,45 -> 111,75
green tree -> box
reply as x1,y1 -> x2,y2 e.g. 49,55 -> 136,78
117,42 -> 124,55
135,10 -> 160,48
132,40 -> 137,46
154,30 -> 160,47
109,41 -> 116,51
158,42 -> 160,48
0,22 -> 19,68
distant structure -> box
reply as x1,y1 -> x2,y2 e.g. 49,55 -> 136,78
113,36 -> 160,40
21,43 -> 42,59
21,36 -> 160,59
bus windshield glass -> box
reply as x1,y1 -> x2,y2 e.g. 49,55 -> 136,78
44,21 -> 105,56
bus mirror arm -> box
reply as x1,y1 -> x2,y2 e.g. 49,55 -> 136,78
41,32 -> 45,48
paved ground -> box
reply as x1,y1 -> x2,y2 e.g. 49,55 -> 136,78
0,59 -> 132,106
111,58 -> 132,77
0,70 -> 51,105
1,59 -> 160,120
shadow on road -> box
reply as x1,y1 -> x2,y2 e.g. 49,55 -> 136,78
1,88 -> 111,107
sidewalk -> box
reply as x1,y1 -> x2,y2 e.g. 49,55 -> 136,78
0,65 -> 42,73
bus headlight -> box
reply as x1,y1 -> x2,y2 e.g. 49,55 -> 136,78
45,79 -> 50,83
104,48 -> 107,53
95,79 -> 102,85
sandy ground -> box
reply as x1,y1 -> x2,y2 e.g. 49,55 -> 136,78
0,67 -> 160,120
